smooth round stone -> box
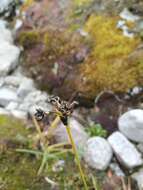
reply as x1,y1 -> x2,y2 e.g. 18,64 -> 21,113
118,109 -> 143,142
84,137 -> 113,170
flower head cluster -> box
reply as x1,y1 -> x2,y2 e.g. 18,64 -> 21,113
35,96 -> 78,125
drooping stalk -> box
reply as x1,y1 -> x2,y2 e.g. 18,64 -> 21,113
65,124 -> 88,190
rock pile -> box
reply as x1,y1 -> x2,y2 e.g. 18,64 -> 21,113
0,19 -> 50,119
83,109 -> 143,190
0,0 -> 15,16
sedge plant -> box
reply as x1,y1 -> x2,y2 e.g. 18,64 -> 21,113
35,96 -> 89,190
16,108 -> 70,176
17,95 -> 88,189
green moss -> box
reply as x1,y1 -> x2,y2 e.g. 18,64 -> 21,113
78,15 -> 142,98
0,115 -> 49,190
18,30 -> 40,48
85,16 -> 139,59
74,0 -> 93,7
18,13 -> 143,100
0,152 -> 49,190
0,115 -> 29,140
0,115 -> 103,190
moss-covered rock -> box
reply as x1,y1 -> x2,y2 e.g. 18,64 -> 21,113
16,0 -> 143,103
17,28 -> 89,100
77,15 -> 143,99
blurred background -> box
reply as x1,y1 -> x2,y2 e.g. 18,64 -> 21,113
0,0 -> 143,189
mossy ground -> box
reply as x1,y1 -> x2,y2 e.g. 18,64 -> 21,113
0,115 -> 104,189
74,0 -> 93,7
0,152 -> 49,190
0,115 -> 49,190
0,115 -> 29,141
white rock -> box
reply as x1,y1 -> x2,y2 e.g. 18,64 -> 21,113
14,19 -> 23,31
12,66 -> 24,77
23,90 -> 46,103
122,25 -> 134,38
137,143 -> 143,154
0,20 -> 13,43
6,101 -> 18,111
0,0 -> 14,14
132,169 -> 143,190
117,20 -> 125,28
19,102 -> 31,112
4,75 -> 22,87
108,132 -> 143,168
0,87 -> 18,107
11,109 -> 27,120
35,94 -> 49,104
54,117 -> 89,148
22,90 -> 51,112
84,137 -> 113,170
0,78 -> 4,87
0,42 -> 20,76
119,109 -> 143,143
110,163 -> 125,176
18,90 -> 51,115
117,20 -> 134,38
0,107 -> 10,115
17,78 -> 35,98
120,8 -> 140,22
0,20 -> 7,28
28,105 -> 38,115
131,86 -> 142,96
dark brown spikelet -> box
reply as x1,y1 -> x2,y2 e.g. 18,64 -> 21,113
34,108 -> 45,121
49,96 -> 78,125
35,96 -> 78,125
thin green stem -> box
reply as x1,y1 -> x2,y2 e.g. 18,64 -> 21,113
38,148 -> 48,175
16,149 -> 42,156
49,142 -> 69,149
46,116 -> 61,139
65,125 -> 88,190
91,174 -> 99,190
33,116 -> 43,138
33,116 -> 45,150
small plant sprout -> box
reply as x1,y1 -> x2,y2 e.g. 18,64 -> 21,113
35,96 -> 88,190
